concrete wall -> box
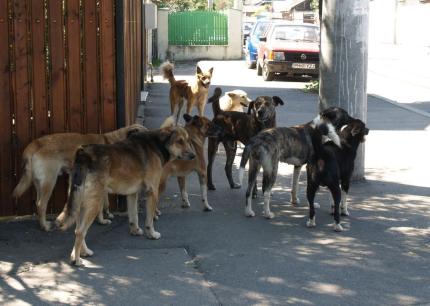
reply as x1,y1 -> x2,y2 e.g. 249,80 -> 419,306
157,9 -> 242,61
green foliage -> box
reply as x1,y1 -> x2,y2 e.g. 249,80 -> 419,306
303,80 -> 319,93
310,0 -> 319,11
153,0 -> 208,11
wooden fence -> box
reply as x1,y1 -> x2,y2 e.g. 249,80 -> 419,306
0,0 -> 119,217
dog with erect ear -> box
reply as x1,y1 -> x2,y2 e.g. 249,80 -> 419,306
207,87 -> 284,191
161,61 -> 214,123
156,113 -> 224,216
56,126 -> 196,266
306,118 -> 369,231
12,124 -> 147,231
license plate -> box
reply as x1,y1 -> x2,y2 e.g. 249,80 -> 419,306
292,63 -> 315,69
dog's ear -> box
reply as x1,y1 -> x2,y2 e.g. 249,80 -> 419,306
208,87 -> 222,104
351,126 -> 361,136
196,66 -> 202,74
272,96 -> 284,106
227,92 -> 236,98
247,101 -> 255,115
209,67 -> 214,75
126,128 -> 141,138
183,114 -> 193,123
192,115 -> 203,127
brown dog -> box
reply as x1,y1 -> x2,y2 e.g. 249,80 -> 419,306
161,61 -> 213,122
158,114 -> 223,212
12,124 -> 146,231
58,126 -> 195,266
207,87 -> 284,190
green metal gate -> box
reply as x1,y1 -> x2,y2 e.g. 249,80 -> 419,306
168,11 -> 228,45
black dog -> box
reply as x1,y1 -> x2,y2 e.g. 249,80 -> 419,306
207,87 -> 284,190
306,118 -> 369,231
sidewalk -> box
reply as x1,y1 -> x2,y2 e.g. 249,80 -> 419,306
1,60 -> 429,305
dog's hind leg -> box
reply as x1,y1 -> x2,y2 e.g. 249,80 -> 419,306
144,190 -> 161,239
96,193 -> 112,225
340,179 -> 351,216
261,162 -> 278,219
127,193 -> 143,236
327,183 -> 342,231
290,165 -> 302,206
223,140 -> 240,189
207,138 -> 219,190
197,170 -> 212,211
177,176 -> 191,208
306,181 -> 319,228
71,194 -> 101,266
34,170 -> 58,231
245,158 -> 260,217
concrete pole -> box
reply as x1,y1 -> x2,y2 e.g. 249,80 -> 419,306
319,0 -> 369,180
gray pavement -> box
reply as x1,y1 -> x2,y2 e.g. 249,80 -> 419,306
1,60 -> 429,305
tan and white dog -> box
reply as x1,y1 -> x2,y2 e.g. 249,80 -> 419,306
12,124 -> 147,231
211,89 -> 252,112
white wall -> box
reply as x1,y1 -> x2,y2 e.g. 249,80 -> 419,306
158,9 -> 243,61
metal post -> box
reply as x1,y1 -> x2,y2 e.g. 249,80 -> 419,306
319,0 -> 369,180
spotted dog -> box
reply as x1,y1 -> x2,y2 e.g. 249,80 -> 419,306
306,118 -> 369,231
207,87 -> 284,190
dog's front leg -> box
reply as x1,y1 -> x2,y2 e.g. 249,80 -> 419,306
207,138 -> 219,190
306,179 -> 319,228
177,176 -> 191,208
328,184 -> 343,232
127,193 -> 143,236
197,170 -> 213,211
290,165 -> 302,205
144,191 -> 161,239
224,140 -> 240,189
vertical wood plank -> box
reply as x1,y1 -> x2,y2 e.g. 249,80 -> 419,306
13,0 -> 33,215
66,0 -> 83,132
31,0 -> 49,138
100,0 -> 116,132
49,0 -> 67,133
83,0 -> 100,133
0,0 -> 14,216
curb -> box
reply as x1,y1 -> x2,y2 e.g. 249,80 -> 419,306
369,93 -> 430,119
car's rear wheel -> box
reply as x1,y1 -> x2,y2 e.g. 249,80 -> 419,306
262,62 -> 274,81
245,53 -> 256,69
257,61 -> 262,76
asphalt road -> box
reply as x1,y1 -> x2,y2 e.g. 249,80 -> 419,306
1,60 -> 429,306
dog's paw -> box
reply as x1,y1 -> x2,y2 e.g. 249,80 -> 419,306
80,248 -> 94,258
203,204 -> 213,212
208,184 -> 216,191
306,217 -> 316,228
181,201 -> 191,208
145,229 -> 161,240
231,183 -> 241,189
106,212 -> 114,220
155,208 -> 162,216
97,218 -> 112,225
42,221 -> 53,232
262,211 -> 275,219
130,227 -> 144,236
333,223 -> 344,232
245,208 -> 255,217
341,208 -> 350,216
71,258 -> 84,267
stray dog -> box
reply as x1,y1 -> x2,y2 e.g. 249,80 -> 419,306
161,61 -> 213,122
207,87 -> 284,190
207,89 -> 252,113
58,126 -> 195,266
237,113 -> 345,219
12,124 -> 146,231
306,119 -> 369,231
158,114 -> 224,212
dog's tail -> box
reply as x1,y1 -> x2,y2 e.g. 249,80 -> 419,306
160,115 -> 177,128
56,147 -> 92,231
312,115 -> 341,148
160,61 -> 176,85
237,142 -> 254,186
208,87 -> 223,116
12,142 -> 40,199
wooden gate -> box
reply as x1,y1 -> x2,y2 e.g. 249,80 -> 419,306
0,0 -> 118,217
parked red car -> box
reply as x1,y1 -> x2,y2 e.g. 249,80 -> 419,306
256,21 -> 320,81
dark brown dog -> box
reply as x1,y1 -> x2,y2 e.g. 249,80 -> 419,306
58,126 -> 195,266
161,61 -> 213,122
207,87 -> 284,190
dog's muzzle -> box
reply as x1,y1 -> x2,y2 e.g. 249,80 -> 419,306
178,152 -> 196,160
